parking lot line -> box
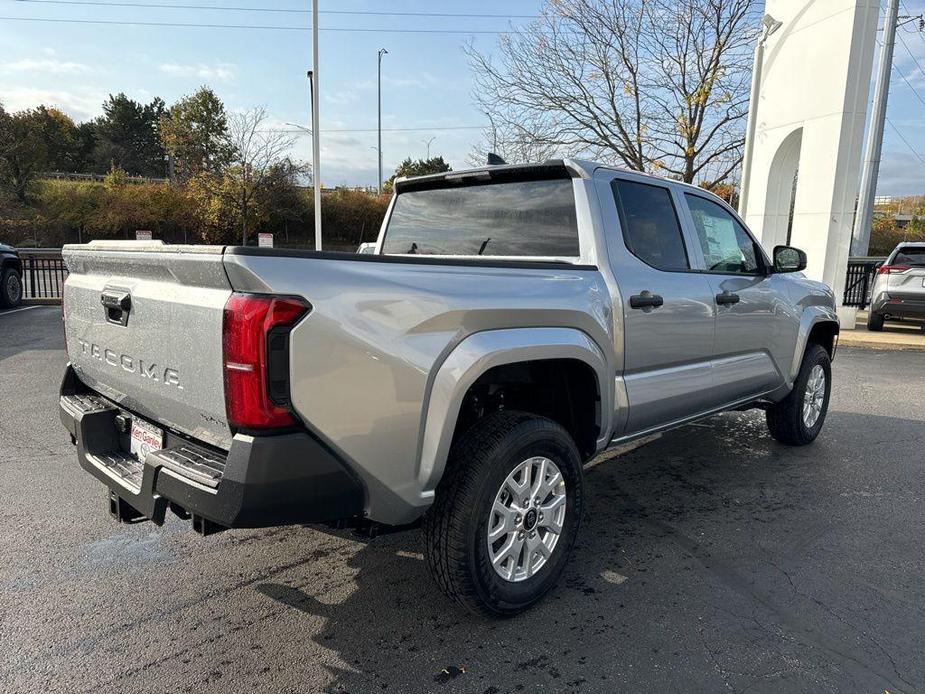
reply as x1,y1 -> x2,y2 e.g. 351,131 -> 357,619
0,305 -> 44,317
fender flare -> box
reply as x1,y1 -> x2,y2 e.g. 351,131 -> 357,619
788,306 -> 839,386
416,327 -> 612,500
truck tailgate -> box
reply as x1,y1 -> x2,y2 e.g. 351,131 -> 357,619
62,241 -> 233,450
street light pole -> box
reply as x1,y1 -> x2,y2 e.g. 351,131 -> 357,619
378,48 -> 388,195
738,14 -> 783,218
310,0 -> 322,251
423,136 -> 436,159
852,0 -> 900,256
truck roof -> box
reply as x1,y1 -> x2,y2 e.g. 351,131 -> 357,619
393,158 -> 728,205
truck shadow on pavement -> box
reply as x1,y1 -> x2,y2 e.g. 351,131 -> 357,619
254,410 -> 923,694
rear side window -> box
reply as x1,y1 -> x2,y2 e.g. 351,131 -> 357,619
382,179 -> 579,257
612,180 -> 690,271
893,247 -> 925,266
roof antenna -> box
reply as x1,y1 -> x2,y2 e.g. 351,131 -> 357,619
486,153 -> 507,166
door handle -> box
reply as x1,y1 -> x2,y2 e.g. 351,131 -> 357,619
629,292 -> 664,309
715,291 -> 740,305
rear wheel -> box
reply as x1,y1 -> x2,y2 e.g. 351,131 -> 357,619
422,410 -> 583,617
766,344 -> 831,446
0,267 -> 22,308
866,311 -> 884,331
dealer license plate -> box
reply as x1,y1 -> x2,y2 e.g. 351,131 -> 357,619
130,417 -> 164,462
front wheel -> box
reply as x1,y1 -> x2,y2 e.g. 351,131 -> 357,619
766,343 -> 831,446
0,268 -> 22,308
422,410 -> 583,617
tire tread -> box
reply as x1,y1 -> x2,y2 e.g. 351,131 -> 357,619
422,410 -> 580,616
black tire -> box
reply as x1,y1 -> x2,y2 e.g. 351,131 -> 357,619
422,410 -> 583,617
866,311 -> 884,331
766,343 -> 831,446
0,267 -> 22,309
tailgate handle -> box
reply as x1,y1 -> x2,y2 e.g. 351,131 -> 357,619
101,290 -> 132,326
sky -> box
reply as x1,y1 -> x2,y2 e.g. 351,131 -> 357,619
0,0 -> 924,195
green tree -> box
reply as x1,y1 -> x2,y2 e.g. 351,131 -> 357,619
92,93 -> 167,177
384,156 -> 451,192
160,87 -> 232,182
0,106 -> 52,201
37,106 -> 79,172
74,121 -> 98,173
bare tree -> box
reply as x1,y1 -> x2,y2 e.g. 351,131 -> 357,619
466,119 -> 561,168
467,0 -> 757,187
645,0 -> 755,186
226,107 -> 298,245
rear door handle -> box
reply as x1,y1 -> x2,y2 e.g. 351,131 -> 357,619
629,293 -> 664,309
715,291 -> 740,305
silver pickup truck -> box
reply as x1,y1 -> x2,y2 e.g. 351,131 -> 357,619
59,160 -> 838,616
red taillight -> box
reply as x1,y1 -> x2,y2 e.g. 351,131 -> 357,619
223,293 -> 309,430
878,265 -> 911,274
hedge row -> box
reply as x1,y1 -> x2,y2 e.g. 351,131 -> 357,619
0,178 -> 391,249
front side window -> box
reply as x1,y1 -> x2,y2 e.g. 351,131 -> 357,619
381,178 -> 579,257
685,194 -> 762,274
611,179 -> 690,271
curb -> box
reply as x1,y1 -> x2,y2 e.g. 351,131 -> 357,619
838,333 -> 925,352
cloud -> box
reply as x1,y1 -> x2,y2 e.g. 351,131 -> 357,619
0,86 -> 109,120
877,150 -> 925,196
353,71 -> 440,91
894,30 -> 925,88
0,58 -> 92,75
325,90 -> 360,106
159,61 -> 236,82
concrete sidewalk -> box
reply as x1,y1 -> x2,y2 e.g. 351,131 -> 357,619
839,309 -> 925,351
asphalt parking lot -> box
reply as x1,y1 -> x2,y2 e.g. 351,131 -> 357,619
2,306 -> 924,693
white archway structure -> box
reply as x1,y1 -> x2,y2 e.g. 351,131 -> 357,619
762,127 -> 803,249
739,0 -> 879,325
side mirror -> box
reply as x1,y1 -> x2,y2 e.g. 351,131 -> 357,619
773,245 -> 806,273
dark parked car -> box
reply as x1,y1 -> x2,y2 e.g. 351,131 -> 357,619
0,243 -> 23,308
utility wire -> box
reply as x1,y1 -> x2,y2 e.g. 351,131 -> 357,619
6,0 -> 540,19
895,30 -> 925,79
886,115 -> 925,164
891,63 -> 925,109
0,14 -> 532,32
269,126 -> 486,134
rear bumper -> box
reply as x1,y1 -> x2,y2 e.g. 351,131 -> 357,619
59,365 -> 365,530
871,295 -> 925,319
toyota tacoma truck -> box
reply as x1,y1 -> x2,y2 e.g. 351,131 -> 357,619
59,160 -> 838,616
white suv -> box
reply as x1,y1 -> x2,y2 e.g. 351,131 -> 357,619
867,242 -> 925,331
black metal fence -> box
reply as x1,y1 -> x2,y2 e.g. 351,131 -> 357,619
7,248 -> 895,309
843,258 -> 884,309
20,249 -> 67,301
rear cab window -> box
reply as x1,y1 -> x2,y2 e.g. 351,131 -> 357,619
382,175 -> 580,258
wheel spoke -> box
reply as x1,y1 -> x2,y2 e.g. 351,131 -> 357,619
492,535 -> 523,571
486,456 -> 568,583
488,496 -> 518,542
529,457 -> 548,500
